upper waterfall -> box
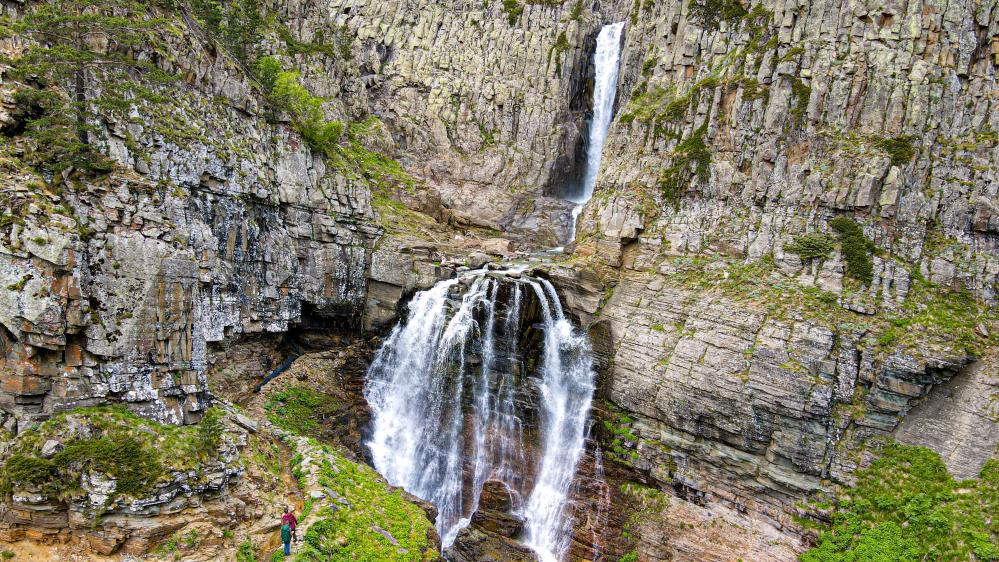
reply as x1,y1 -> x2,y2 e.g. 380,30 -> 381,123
364,267 -> 595,562
568,21 -> 626,207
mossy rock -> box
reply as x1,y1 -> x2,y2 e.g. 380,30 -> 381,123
0,406 -> 226,505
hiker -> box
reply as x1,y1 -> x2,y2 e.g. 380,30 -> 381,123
281,521 -> 292,556
282,506 -> 298,542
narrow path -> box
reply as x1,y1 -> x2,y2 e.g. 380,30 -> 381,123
259,440 -> 306,560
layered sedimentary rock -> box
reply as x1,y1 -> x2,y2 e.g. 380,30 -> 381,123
556,0 -> 999,557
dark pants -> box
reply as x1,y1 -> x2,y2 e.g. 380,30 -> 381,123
283,540 -> 290,555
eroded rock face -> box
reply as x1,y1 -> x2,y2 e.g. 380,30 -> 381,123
547,0 -> 999,558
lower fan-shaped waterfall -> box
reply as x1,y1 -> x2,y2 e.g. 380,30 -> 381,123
364,268 -> 595,562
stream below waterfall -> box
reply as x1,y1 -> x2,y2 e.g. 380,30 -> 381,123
364,267 -> 595,562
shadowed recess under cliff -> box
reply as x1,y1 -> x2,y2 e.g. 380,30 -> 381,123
363,268 -> 596,562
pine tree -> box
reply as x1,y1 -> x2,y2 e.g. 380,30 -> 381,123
0,0 -> 177,174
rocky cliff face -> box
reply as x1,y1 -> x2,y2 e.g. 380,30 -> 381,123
2,0 -> 998,559
556,0 -> 999,556
0,0 -> 380,429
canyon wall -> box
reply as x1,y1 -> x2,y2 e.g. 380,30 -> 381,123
1,0 -> 997,559
557,0 -> 999,556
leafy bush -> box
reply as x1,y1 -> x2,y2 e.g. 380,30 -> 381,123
786,233 -> 835,262
236,539 -> 257,562
270,71 -> 345,155
254,56 -> 283,94
829,216 -> 874,285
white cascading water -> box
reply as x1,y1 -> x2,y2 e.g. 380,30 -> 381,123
568,21 -> 626,230
365,268 -> 595,562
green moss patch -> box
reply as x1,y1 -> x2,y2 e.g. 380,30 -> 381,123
264,387 -> 342,441
873,136 -> 916,167
802,441 -> 999,561
0,406 -> 225,506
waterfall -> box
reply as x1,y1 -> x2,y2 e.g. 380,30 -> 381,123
365,268 -> 595,561
568,21 -> 626,211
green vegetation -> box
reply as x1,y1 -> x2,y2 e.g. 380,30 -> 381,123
294,445 -> 439,561
6,275 -> 31,292
790,77 -> 811,126
264,387 -> 341,440
618,75 -> 720,138
801,441 -> 999,561
786,233 -> 835,263
254,57 -> 345,155
603,413 -> 640,463
829,216 -> 874,285
549,31 -> 571,75
189,0 -> 263,63
0,406 -> 226,508
501,0 -> 524,24
689,0 -> 748,31
0,0 -> 179,174
662,246 -> 996,361
254,58 -> 413,191
276,25 -> 352,61
237,540 -> 258,562
657,123 -> 711,206
873,136 -> 916,167
875,275 -> 997,356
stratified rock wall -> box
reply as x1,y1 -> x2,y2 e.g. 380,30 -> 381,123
555,0 -> 999,557
0,0 -> 380,428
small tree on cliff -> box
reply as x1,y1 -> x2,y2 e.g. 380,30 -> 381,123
0,0 -> 177,174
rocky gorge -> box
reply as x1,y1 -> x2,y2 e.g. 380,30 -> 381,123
0,0 -> 997,560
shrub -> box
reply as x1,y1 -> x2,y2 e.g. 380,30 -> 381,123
689,0 -> 748,31
801,442 -> 999,561
874,136 -> 916,167
270,71 -> 344,154
254,56 -> 282,94
786,233 -> 835,262
236,540 -> 257,562
829,216 -> 874,285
